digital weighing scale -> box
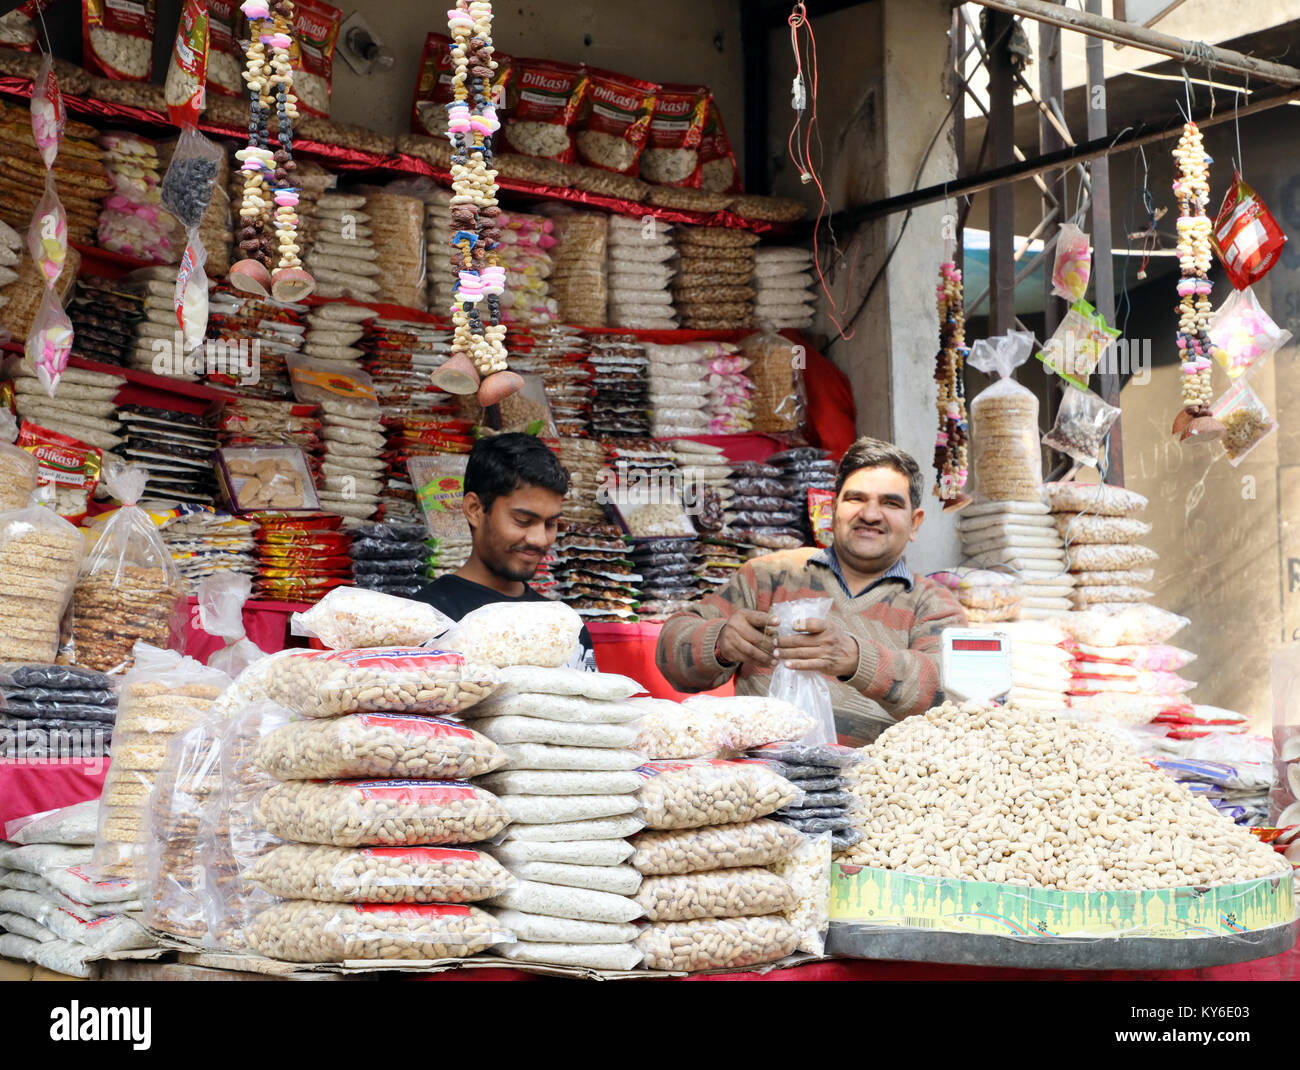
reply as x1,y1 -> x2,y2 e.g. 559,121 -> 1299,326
940,629 -> 1012,704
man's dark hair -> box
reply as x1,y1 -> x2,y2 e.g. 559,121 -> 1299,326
835,436 -> 924,510
464,433 -> 570,513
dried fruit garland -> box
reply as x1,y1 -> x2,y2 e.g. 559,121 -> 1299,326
933,260 -> 970,509
1171,121 -> 1223,443
432,0 -> 521,407
230,0 -> 313,302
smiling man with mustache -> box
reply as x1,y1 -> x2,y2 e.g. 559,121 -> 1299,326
657,437 -> 967,746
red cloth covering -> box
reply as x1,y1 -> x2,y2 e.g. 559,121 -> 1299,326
588,621 -> 733,700
0,759 -> 109,833
799,341 -> 856,459
184,597 -> 310,665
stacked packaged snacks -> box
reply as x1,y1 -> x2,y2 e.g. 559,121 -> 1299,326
673,225 -> 757,330
963,619 -> 1071,712
724,459 -> 802,551
642,342 -> 713,439
956,499 -> 1072,619
630,538 -> 699,618
606,217 -> 677,330
0,104 -> 107,246
6,361 -> 122,453
301,304 -> 366,369
556,443 -> 609,526
424,187 -> 455,312
0,801 -> 154,978
364,191 -> 426,311
156,505 -> 258,594
544,207 -> 607,327
305,193 -> 381,302
767,447 -> 834,546
752,247 -> 816,330
91,646 -> 228,881
747,741 -> 858,850
204,288 -> 308,398
96,133 -> 178,264
1044,481 -> 1156,612
252,514 -> 351,604
466,664 -> 647,972
496,209 -> 559,326
667,439 -> 731,535
502,327 -> 592,437
0,665 -> 115,761
66,275 -> 144,367
116,405 -> 219,507
589,336 -> 649,439
348,522 -> 428,600
217,397 -> 320,456
243,639 -> 511,963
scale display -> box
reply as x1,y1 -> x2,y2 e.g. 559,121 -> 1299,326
940,628 -> 1012,703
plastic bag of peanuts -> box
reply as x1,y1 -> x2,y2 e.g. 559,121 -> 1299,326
635,915 -> 799,972
245,901 -> 514,963
633,866 -> 798,922
634,760 -> 802,830
260,648 -> 502,718
629,819 -> 805,876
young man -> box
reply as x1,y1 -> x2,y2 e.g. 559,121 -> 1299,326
415,433 -> 595,667
656,436 -> 967,745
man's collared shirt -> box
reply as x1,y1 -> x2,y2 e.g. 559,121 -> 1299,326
809,545 -> 914,598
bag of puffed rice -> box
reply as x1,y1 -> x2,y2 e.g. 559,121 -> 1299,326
83,0 -> 156,82
443,600 -> 585,669
574,67 -> 658,177
287,0 -> 341,119
501,57 -> 590,163
639,83 -> 710,188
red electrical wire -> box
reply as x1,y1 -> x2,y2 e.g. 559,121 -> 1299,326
787,3 -> 855,342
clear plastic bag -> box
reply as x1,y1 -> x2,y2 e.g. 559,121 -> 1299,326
1212,379 -> 1278,467
30,53 -> 66,170
1039,300 -> 1118,383
1043,386 -> 1121,466
261,648 -> 501,718
255,714 -> 506,781
25,287 -> 73,398
442,601 -> 585,669
254,779 -> 511,848
634,759 -> 802,830
629,819 -> 805,876
0,408 -> 39,511
248,844 -> 513,904
772,830 -> 832,956
1208,285 -> 1292,380
636,915 -> 798,972
768,598 -> 836,746
160,126 -> 223,232
486,877 -> 642,924
467,692 -> 643,725
27,174 -> 66,286
4,800 -> 98,845
285,353 -> 380,415
175,235 -> 209,354
291,587 -> 453,651
245,901 -> 513,963
634,866 -> 796,922
0,504 -> 83,665
72,464 -> 186,674
680,695 -> 818,754
493,666 -> 642,701
198,573 -> 265,679
1043,481 -> 1149,516
1051,221 -> 1091,302
740,329 -> 805,433
407,453 -> 471,539
968,330 -> 1042,501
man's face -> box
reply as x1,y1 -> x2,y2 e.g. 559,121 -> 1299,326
832,466 -> 924,574
465,483 -> 564,583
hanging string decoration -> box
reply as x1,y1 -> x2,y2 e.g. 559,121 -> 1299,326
933,260 -> 970,508
1171,121 -> 1224,443
231,0 -> 313,301
432,0 -> 520,406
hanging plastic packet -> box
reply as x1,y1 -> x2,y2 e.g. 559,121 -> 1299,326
1212,172 -> 1287,289
1210,379 -> 1278,467
30,53 -> 65,170
27,175 -> 66,286
770,598 -> 837,747
967,329 -> 1041,502
1051,221 -> 1091,302
174,235 -> 209,354
1038,299 -> 1119,384
160,126 -> 224,233
164,0 -> 209,127
25,288 -> 73,398
1207,285 -> 1292,380
197,573 -> 266,678
808,488 -> 834,548
1042,385 -> 1121,467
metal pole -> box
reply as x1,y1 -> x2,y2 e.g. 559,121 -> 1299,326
988,10 -> 1016,335
1039,5 -> 1067,340
1085,0 -> 1123,484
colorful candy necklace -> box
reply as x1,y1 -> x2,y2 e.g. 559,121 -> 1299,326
933,260 -> 970,508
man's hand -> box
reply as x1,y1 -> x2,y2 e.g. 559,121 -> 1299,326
773,617 -> 860,679
715,609 -> 779,669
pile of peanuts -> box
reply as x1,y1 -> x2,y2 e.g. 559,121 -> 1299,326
837,701 -> 1292,891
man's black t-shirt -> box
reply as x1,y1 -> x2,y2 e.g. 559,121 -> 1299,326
415,575 -> 595,666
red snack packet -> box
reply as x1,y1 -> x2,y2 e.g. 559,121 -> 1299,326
82,0 -> 156,82
206,0 -> 242,98
411,31 -> 512,138
16,420 -> 103,524
500,58 -> 589,164
808,488 -> 834,548
698,97 -> 741,194
1212,172 -> 1288,289
0,2 -> 57,53
165,0 -> 209,127
638,83 -> 710,188
574,67 -> 658,176
289,0 -> 341,119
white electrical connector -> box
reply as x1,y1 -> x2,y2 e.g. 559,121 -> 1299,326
791,75 -> 806,112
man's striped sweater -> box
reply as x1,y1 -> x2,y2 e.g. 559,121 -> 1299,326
655,547 -> 968,747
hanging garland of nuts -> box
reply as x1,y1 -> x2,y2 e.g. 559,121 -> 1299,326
933,261 -> 970,509
1171,121 -> 1224,443
432,0 -> 521,407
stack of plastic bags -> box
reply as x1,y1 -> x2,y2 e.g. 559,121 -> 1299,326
156,505 -> 258,594
507,326 -> 592,436
768,447 -> 835,545
348,522 -> 427,600
8,360 -> 122,453
0,665 -> 116,763
556,441 -> 609,525
363,317 -> 454,411
1,801 -> 155,979
606,217 -> 677,330
725,460 -> 804,552
425,188 -> 454,312
631,539 -> 701,619
644,342 -> 713,438
205,288 -> 308,398
545,521 -> 641,624
752,246 -> 816,330
667,439 -> 731,534
302,304 -> 367,369
496,209 -> 559,325
751,738 -> 861,852
96,133 -> 178,264
544,207 -> 608,327
305,193 -> 382,303
705,347 -> 756,434
364,192 -> 427,311
67,275 -> 144,368
1044,481 -> 1156,611
672,225 -> 757,331
116,403 -> 220,507
957,498 -> 1073,619
589,336 -> 650,439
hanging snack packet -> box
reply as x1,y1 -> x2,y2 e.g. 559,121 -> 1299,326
1051,222 -> 1091,302
289,0 -> 342,118
407,453 -> 471,539
1211,379 -> 1278,467
82,0 -> 156,82
1207,285 -> 1292,380
968,329 -> 1041,502
1038,299 -> 1119,382
638,83 -> 709,188
174,236 -> 210,354
500,58 -> 589,163
1042,385 -> 1121,467
574,68 -> 658,176
30,53 -> 65,169
161,126 -> 224,232
27,176 -> 66,286
25,289 -> 73,398
205,0 -> 242,97
808,488 -> 834,548
164,0 -> 209,126
1213,172 -> 1287,289
0,2 -> 56,52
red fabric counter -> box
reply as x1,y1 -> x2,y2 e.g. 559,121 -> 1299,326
0,759 -> 109,834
